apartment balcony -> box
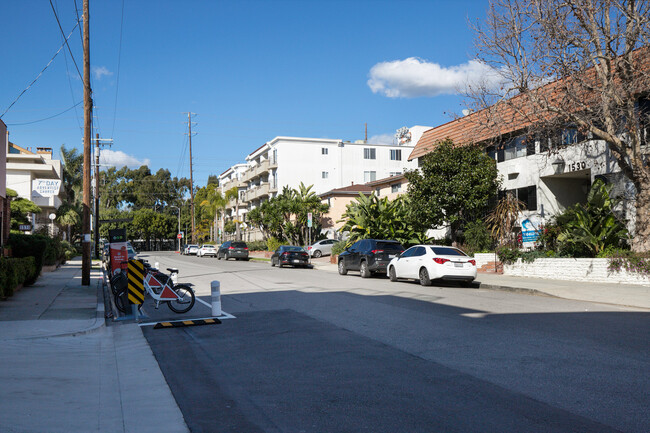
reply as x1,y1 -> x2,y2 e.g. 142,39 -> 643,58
221,179 -> 245,191
244,182 -> 270,202
242,160 -> 272,182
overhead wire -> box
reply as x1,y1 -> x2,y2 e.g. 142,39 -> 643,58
0,21 -> 79,119
48,0 -> 84,84
55,0 -> 82,131
6,101 -> 83,126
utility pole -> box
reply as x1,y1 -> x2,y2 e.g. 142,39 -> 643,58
81,0 -> 92,286
185,112 -> 196,243
93,135 -> 112,259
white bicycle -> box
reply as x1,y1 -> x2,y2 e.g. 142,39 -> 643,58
114,265 -> 195,314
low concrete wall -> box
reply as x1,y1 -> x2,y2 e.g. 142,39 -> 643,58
474,253 -> 498,268
503,257 -> 649,285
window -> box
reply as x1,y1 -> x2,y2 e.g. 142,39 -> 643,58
364,171 -> 376,182
389,171 -> 402,177
503,185 -> 538,211
497,135 -> 532,162
375,187 -> 381,196
391,183 -> 401,193
322,171 -> 329,179
322,147 -> 328,155
390,149 -> 402,161
364,148 -> 376,160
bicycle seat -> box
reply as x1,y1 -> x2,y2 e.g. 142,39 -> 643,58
167,268 -> 179,274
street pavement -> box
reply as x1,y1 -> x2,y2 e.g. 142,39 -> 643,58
0,258 -> 188,433
0,253 -> 648,432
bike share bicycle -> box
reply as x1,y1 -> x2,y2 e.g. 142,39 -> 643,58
112,261 -> 195,315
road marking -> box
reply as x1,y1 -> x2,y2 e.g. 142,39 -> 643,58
138,313 -> 236,328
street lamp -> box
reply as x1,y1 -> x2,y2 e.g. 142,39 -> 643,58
48,213 -> 56,237
170,206 -> 181,253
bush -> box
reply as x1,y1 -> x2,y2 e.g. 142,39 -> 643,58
61,240 -> 79,261
246,240 -> 267,251
0,256 -> 36,298
331,241 -> 347,256
462,220 -> 493,252
607,250 -> 650,276
8,234 -> 47,284
266,237 -> 282,252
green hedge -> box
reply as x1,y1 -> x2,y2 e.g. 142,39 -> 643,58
8,234 -> 47,284
0,256 -> 36,298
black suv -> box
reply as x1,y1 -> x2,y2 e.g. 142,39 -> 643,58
338,239 -> 404,278
217,241 -> 249,260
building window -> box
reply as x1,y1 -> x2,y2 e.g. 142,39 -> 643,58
390,149 -> 402,161
503,185 -> 537,211
364,171 -> 376,182
322,147 -> 328,155
364,148 -> 376,160
375,187 -> 381,196
389,171 -> 402,177
391,183 -> 401,193
322,171 -> 329,179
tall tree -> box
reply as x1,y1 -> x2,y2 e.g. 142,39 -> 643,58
470,0 -> 650,251
405,140 -> 500,243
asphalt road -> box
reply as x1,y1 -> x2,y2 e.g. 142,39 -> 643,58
140,251 -> 650,433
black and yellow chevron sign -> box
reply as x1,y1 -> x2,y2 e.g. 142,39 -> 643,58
127,259 -> 145,305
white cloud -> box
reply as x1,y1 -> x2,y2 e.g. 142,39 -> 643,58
100,149 -> 150,168
92,66 -> 113,80
367,57 -> 504,98
368,133 -> 395,145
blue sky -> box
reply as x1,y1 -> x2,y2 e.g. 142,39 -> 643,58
1,0 -> 489,186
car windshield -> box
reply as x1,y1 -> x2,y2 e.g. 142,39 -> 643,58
282,246 -> 304,252
377,241 -> 404,252
429,247 -> 467,256
232,242 -> 247,248
203,245 -> 215,248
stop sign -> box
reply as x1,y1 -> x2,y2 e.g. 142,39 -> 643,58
177,233 -> 182,239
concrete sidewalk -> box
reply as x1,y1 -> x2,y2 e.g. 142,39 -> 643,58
0,259 -> 188,433
310,257 -> 650,310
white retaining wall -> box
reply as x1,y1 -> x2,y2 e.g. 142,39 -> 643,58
474,253 -> 498,268
503,258 -> 649,286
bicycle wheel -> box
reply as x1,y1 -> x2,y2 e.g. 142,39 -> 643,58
110,272 -> 127,295
167,284 -> 196,314
114,289 -> 127,313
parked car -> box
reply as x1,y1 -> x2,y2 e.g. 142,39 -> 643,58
126,242 -> 138,260
306,239 -> 339,258
338,239 -> 404,278
271,245 -> 310,268
185,244 -> 199,255
217,241 -> 249,260
197,244 -> 217,257
387,245 -> 477,286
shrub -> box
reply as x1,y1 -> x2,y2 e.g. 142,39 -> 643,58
246,240 -> 267,251
462,220 -> 493,252
266,237 -> 282,252
607,250 -> 650,276
0,256 -> 36,298
8,234 -> 47,284
331,241 -> 346,256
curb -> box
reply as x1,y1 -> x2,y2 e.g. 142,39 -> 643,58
477,283 -> 557,298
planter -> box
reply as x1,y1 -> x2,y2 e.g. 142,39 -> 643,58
503,257 -> 649,285
41,264 -> 57,274
330,254 -> 338,264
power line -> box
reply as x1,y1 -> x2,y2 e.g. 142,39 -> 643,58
0,21 -> 79,119
48,0 -> 84,85
111,0 -> 125,138
55,0 -> 82,130
6,101 -> 82,126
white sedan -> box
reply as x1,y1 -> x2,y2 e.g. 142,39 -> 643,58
387,245 -> 477,286
197,244 -> 217,257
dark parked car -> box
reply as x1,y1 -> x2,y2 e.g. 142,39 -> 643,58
338,239 -> 404,278
217,241 -> 249,260
271,245 -> 310,268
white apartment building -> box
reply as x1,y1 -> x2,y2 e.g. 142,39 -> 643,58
218,129 -> 426,241
6,143 -> 64,234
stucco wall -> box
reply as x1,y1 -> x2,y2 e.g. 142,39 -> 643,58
503,257 -> 649,285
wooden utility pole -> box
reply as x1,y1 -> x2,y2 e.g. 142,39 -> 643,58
82,0 -> 92,286
187,112 -> 195,243
93,133 -> 99,259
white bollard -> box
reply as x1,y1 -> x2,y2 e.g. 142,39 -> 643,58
154,262 -> 159,270
211,280 -> 221,317
171,272 -> 178,285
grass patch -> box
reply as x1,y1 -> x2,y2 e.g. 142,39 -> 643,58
249,257 -> 271,262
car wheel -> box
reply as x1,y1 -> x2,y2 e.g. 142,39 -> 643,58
338,259 -> 348,275
217,253 -> 221,260
360,261 -> 371,278
419,267 -> 432,286
388,266 -> 397,282
271,258 -> 276,267
313,250 -> 322,258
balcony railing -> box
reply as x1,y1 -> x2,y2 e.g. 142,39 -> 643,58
244,182 -> 270,201
242,160 -> 271,182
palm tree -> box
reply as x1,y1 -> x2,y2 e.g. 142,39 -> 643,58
200,183 -> 226,242
56,204 -> 81,242
224,187 -> 240,240
486,193 -> 526,247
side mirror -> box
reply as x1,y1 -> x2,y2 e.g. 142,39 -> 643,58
395,252 -> 402,258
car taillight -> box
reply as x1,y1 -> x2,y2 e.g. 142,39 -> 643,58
307,246 -> 312,250
244,247 -> 248,250
371,249 -> 384,254
281,252 -> 288,256
468,260 -> 476,266
433,258 -> 449,264
228,246 -> 234,249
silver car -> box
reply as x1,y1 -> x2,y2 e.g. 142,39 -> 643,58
307,239 -> 339,258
